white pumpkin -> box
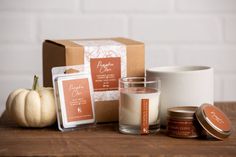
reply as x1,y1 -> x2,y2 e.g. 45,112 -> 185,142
6,75 -> 56,127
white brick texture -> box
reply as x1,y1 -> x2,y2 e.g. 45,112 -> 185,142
223,77 -> 236,101
40,15 -> 128,40
0,45 -> 42,73
0,0 -> 236,114
83,0 -> 172,12
214,76 -> 223,101
175,46 -> 236,72
131,17 -> 221,43
145,46 -> 174,68
176,0 -> 236,12
225,18 -> 236,42
0,15 -> 35,43
0,0 -> 78,12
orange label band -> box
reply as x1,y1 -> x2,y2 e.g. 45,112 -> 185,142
141,99 -> 149,134
90,57 -> 121,92
203,105 -> 231,132
62,78 -> 93,122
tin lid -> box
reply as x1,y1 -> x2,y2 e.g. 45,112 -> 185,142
195,103 -> 232,140
168,106 -> 198,120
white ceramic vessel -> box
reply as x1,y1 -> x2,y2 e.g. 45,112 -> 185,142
146,66 -> 214,126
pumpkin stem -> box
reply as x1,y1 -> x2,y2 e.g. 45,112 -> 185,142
32,75 -> 39,91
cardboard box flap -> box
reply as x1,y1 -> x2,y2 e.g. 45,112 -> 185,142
45,40 -> 82,48
46,38 -> 144,47
44,40 -> 81,48
56,40 -> 84,48
44,40 -> 84,66
113,37 -> 144,46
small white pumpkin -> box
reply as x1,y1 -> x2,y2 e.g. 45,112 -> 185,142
6,75 -> 56,127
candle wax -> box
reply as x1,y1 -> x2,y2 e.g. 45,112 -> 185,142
119,87 -> 160,126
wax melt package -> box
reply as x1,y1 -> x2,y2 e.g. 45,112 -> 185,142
52,65 -> 96,131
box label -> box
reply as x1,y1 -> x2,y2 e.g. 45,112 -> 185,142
62,78 -> 93,122
72,40 -> 127,101
90,57 -> 121,91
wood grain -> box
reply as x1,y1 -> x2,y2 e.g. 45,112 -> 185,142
0,102 -> 235,157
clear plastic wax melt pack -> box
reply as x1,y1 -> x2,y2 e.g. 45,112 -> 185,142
52,65 -> 96,131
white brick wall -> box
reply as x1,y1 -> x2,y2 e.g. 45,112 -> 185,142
0,14 -> 35,43
40,15 -> 128,40
82,0 -> 172,12
131,17 -> 222,42
225,17 -> 236,42
0,0 -> 78,12
175,46 -> 236,72
0,0 -> 236,115
176,0 -> 236,12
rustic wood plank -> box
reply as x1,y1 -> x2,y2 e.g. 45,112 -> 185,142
0,102 -> 236,157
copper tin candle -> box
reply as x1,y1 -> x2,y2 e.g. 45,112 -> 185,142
167,106 -> 200,138
195,103 -> 232,140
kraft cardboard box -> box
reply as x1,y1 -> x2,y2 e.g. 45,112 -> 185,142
43,37 -> 145,122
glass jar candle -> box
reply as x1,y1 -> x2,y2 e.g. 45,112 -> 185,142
119,77 -> 161,135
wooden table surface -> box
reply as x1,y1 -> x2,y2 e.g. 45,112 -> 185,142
0,102 -> 235,157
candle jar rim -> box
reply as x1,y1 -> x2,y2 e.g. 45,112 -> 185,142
167,106 -> 198,119
119,77 -> 160,84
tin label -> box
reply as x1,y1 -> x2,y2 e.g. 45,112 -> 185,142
141,99 -> 149,134
62,78 -> 93,122
204,105 -> 231,132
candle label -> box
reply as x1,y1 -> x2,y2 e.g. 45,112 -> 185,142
62,78 -> 94,122
141,99 -> 149,134
203,105 -> 231,132
167,120 -> 197,137
72,39 -> 127,102
90,57 -> 121,91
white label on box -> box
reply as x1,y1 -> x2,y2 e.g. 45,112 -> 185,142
72,40 -> 127,101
